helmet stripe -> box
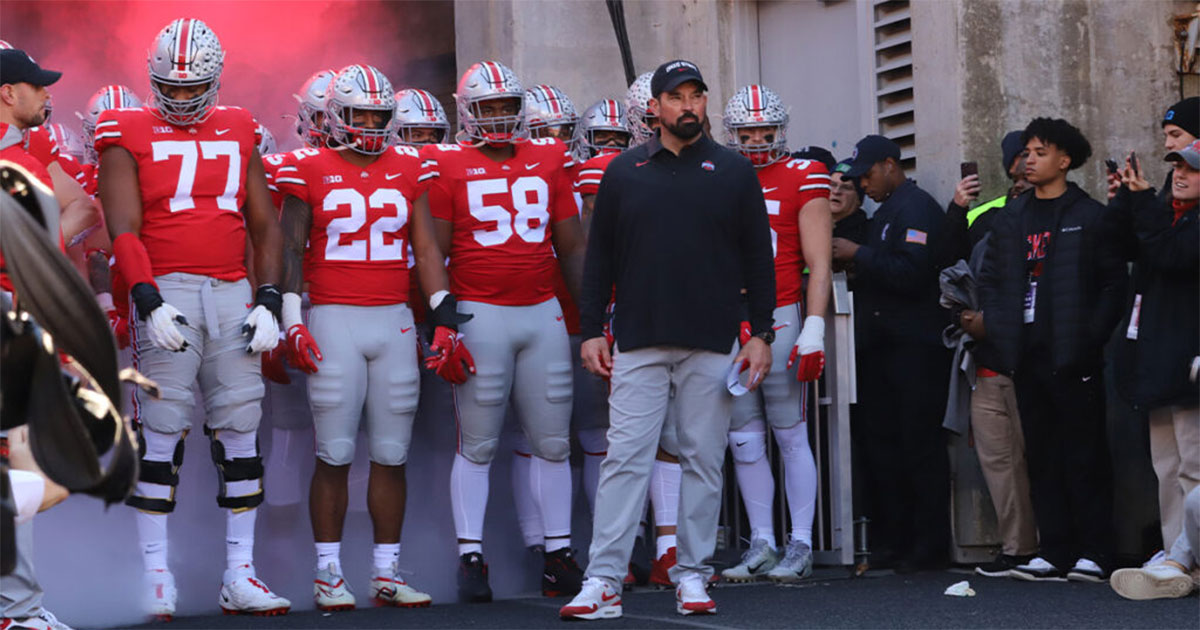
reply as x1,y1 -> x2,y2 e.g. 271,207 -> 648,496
360,65 -> 377,94
112,86 -> 123,109
417,90 -> 436,118
175,19 -> 192,74
750,85 -> 762,113
541,86 -> 560,115
483,62 -> 504,86
606,99 -> 617,123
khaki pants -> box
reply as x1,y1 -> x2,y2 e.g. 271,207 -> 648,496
970,373 -> 1037,556
1149,404 -> 1200,550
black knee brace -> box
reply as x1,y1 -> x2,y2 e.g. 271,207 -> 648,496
205,427 -> 264,511
125,430 -> 185,513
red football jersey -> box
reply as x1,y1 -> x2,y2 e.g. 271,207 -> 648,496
79,162 -> 98,197
56,152 -> 84,185
422,138 -> 577,306
94,106 -> 261,281
573,151 -> 620,196
0,124 -> 57,292
262,152 -> 288,213
21,125 -> 59,169
758,158 -> 831,307
274,145 -> 428,307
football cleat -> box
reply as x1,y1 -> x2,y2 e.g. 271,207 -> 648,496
457,552 -> 493,603
142,569 -> 177,621
219,565 -> 291,616
675,573 -> 716,616
650,546 -> 677,587
0,609 -> 74,630
559,577 -> 623,620
722,538 -> 780,582
371,562 -> 432,608
542,547 -> 584,597
313,563 -> 356,612
766,540 -> 813,583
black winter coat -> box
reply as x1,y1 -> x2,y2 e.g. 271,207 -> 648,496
1114,189 -> 1199,409
977,183 -> 1129,376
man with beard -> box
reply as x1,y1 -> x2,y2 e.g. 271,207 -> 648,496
561,59 -> 775,620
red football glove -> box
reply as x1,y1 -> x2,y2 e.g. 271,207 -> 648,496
425,326 -> 475,384
285,323 -> 323,374
261,344 -> 291,384
788,316 -> 826,382
738,321 -> 752,347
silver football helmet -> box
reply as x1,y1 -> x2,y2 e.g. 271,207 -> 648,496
624,71 -> 658,146
294,69 -> 336,148
524,84 -> 578,151
146,18 -> 224,126
574,99 -> 631,161
724,84 -> 789,167
393,88 -> 450,146
77,84 -> 144,163
256,124 -> 276,156
455,60 -> 526,145
48,124 -> 83,162
325,64 -> 396,155
0,40 -> 11,50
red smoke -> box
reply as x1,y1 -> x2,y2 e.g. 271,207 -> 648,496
0,0 -> 455,153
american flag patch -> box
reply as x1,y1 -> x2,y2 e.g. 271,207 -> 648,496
905,228 -> 928,245
701,160 -> 715,171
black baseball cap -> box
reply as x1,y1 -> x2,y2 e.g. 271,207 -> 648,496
650,59 -> 707,97
843,134 -> 900,177
0,49 -> 61,87
1000,130 -> 1024,170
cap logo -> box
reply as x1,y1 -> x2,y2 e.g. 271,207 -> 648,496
851,147 -> 859,160
664,61 -> 697,73
701,160 -> 715,171
1166,110 -> 1176,121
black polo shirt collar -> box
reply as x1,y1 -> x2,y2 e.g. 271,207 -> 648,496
644,131 -> 715,160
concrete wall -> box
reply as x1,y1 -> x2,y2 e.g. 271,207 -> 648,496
454,0 -> 758,132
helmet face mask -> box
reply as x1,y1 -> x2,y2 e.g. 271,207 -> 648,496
146,18 -> 224,127
624,72 -> 658,146
724,85 -> 789,168
325,65 -> 396,155
295,69 -> 336,148
524,85 -> 578,153
455,61 -> 527,147
574,99 -> 632,160
393,88 -> 450,147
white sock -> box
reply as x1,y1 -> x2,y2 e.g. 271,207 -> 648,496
774,423 -> 816,546
373,542 -> 400,575
530,455 -> 572,541
450,453 -> 490,542
315,541 -> 342,574
656,534 -> 677,558
510,450 -> 543,548
545,537 -> 570,553
650,460 -> 681,530
136,511 -> 169,572
734,456 -> 777,545
458,541 -> 483,555
226,508 -> 257,570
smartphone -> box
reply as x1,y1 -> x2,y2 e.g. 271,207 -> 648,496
1105,159 -> 1119,174
1129,151 -> 1139,174
960,161 -> 978,179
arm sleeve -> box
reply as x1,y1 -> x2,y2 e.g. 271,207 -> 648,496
579,166 -> 619,339
853,197 -> 941,295
1130,189 -> 1200,273
739,165 -> 777,336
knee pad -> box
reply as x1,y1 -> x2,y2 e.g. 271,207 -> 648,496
459,436 -> 499,465
531,432 -> 570,462
729,429 -> 767,465
772,422 -> 811,455
206,428 -> 264,512
368,439 -> 409,467
316,437 -> 356,467
577,428 -> 608,456
127,429 -> 186,514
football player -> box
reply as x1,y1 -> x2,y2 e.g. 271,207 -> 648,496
97,18 -> 289,618
78,84 -> 143,195
624,71 -> 658,146
719,85 -> 832,583
275,64 -> 462,611
421,60 -> 587,602
393,88 -> 450,147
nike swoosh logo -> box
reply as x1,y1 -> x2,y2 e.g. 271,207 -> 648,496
400,327 -> 413,334
544,574 -> 558,583
245,303 -> 254,309
773,324 -> 789,331
385,173 -> 402,180
635,160 -> 650,167
736,441 -> 747,447
555,315 -> 564,321
762,187 -> 777,194
215,129 -> 231,136
525,162 -> 540,170
748,560 -> 766,572
601,591 -> 619,602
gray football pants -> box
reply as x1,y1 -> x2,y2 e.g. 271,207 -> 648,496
0,522 -> 41,619
586,343 -> 737,588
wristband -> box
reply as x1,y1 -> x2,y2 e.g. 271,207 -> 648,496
281,292 -> 303,330
255,284 -> 283,323
429,290 -> 449,310
95,292 -> 114,311
129,282 -> 164,320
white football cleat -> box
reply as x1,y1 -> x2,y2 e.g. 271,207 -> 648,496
559,577 -> 623,620
313,563 -> 356,612
370,563 -> 432,608
675,573 -> 716,616
766,540 -> 813,583
219,565 -> 291,616
0,609 -> 74,630
143,569 -> 177,621
722,538 -> 779,582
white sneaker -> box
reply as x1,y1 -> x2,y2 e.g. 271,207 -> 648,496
34,611 -> 71,630
766,540 -> 813,583
313,563 -> 356,612
1142,550 -> 1167,567
370,563 -> 432,608
1066,558 -> 1107,583
1111,564 -> 1196,600
559,577 -> 623,620
143,569 -> 177,621
1,609 -> 72,630
675,573 -> 716,616
722,538 -> 779,582
219,565 -> 291,616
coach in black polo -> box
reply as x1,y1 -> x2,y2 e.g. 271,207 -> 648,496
561,60 -> 775,620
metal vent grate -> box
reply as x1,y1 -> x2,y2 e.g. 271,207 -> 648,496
872,0 -> 915,171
